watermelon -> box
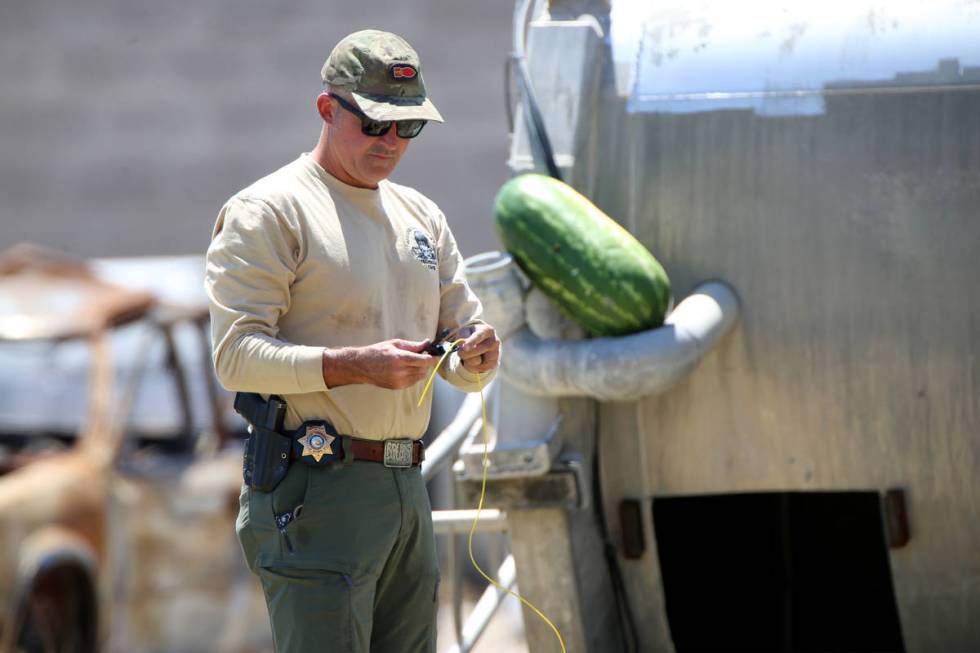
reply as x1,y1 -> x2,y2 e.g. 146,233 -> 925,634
493,174 -> 672,337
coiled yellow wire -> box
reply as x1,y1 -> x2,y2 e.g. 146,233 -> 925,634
419,341 -> 567,653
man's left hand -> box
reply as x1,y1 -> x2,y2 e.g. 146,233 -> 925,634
457,323 -> 500,374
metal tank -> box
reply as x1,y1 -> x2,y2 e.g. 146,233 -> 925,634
461,1 -> 980,651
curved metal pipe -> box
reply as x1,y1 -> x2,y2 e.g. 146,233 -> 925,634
465,251 -> 740,402
502,282 -> 739,401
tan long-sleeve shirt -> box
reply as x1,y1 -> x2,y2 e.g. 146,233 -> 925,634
205,154 -> 494,439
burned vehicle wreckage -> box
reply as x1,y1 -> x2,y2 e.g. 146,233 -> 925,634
0,245 -> 269,653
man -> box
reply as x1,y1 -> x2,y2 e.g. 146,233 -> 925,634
205,29 -> 500,653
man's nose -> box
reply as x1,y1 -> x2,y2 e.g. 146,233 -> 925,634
381,125 -> 402,146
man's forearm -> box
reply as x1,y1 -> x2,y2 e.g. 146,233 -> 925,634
211,329 -> 328,395
322,347 -> 367,388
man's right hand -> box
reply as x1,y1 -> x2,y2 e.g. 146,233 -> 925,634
322,339 -> 439,390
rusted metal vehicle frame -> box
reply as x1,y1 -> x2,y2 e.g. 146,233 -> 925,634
0,245 -> 252,653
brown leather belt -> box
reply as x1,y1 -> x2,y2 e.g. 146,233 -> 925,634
345,437 -> 425,466
289,431 -> 424,467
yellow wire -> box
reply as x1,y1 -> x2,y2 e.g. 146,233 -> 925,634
416,343 -> 457,410
418,341 -> 567,653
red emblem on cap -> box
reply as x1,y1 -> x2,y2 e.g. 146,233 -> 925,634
390,64 -> 418,80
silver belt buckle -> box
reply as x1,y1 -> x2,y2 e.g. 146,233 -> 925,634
383,439 -> 414,468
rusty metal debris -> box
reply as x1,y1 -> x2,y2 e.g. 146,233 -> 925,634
0,244 -> 268,653
0,244 -> 155,342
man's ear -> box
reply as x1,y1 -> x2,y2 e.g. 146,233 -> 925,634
316,93 -> 336,123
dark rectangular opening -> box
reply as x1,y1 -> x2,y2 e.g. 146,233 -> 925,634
652,492 -> 905,652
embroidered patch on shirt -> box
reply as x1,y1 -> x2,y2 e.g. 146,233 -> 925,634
408,228 -> 437,270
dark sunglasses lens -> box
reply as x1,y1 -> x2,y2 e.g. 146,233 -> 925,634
396,120 -> 426,139
357,115 -> 426,139
361,119 -> 392,136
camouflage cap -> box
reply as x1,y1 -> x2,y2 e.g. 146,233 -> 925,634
321,30 -> 444,123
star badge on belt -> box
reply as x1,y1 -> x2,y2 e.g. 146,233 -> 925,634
298,424 -> 335,462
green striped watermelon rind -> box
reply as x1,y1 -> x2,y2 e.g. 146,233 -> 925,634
494,174 -> 672,337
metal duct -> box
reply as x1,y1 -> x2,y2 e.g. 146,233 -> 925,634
466,252 -> 739,402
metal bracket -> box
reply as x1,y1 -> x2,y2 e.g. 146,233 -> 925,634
456,417 -> 563,480
882,487 -> 910,549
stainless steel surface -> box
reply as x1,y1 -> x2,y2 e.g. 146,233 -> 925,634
614,1 -> 980,116
596,3 -> 980,650
505,1 -> 980,650
509,14 -> 604,178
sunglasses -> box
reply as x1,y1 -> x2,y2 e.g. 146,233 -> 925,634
330,94 -> 427,139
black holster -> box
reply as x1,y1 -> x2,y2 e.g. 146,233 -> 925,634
234,392 -> 291,492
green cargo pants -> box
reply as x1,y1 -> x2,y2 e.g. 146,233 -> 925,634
236,458 -> 439,653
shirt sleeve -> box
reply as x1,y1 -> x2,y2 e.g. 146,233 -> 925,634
432,210 -> 498,393
205,196 -> 328,395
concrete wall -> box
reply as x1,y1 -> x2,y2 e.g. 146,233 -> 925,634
0,0 -> 510,258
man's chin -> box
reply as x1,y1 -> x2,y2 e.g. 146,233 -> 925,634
363,159 -> 398,178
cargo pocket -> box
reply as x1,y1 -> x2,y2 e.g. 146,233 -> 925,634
270,464 -> 311,556
257,563 -> 356,653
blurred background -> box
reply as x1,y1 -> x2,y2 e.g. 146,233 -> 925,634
0,0 -> 509,257
0,1 -> 524,652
